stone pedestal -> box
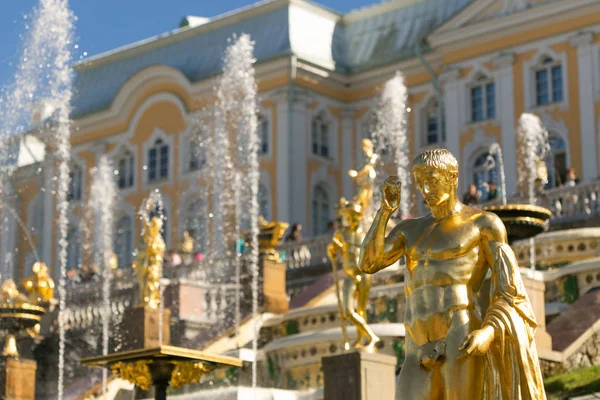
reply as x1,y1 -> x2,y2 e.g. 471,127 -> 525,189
0,357 -> 36,400
323,351 -> 396,400
522,274 -> 553,351
121,305 -> 171,351
262,259 -> 289,314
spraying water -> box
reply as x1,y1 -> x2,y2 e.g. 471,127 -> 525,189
213,34 -> 260,388
89,155 -> 116,395
372,72 -> 411,218
488,143 -> 507,206
516,113 -> 549,272
0,1 -> 79,398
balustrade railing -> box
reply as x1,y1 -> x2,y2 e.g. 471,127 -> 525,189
277,235 -> 330,270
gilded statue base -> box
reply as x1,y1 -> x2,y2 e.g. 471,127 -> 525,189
120,306 -> 171,351
323,351 -> 396,400
0,356 -> 37,400
81,345 -> 242,400
261,258 -> 289,314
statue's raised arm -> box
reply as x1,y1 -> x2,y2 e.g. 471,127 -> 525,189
359,176 -> 406,274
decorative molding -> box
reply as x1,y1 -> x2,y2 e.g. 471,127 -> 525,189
492,52 -> 515,69
569,31 -> 594,48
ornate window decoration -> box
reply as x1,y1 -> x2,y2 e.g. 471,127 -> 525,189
469,76 -> 496,122
311,111 -> 330,158
423,99 -> 445,145
116,149 -> 135,189
148,138 -> 169,182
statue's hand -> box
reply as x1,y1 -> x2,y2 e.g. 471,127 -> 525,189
348,169 -> 358,178
458,325 -> 495,358
381,176 -> 402,212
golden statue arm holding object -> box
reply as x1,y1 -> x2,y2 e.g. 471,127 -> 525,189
359,149 -> 546,399
327,198 -> 381,352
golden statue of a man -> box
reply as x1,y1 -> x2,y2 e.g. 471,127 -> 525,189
328,199 -> 380,351
360,149 -> 546,399
133,217 -> 166,309
348,139 -> 378,215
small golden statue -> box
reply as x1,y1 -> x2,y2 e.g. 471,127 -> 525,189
348,139 -> 378,216
21,262 -> 55,305
327,199 -> 380,351
360,149 -> 546,399
258,216 -> 289,263
180,231 -> 194,254
0,279 -> 29,307
133,217 -> 166,309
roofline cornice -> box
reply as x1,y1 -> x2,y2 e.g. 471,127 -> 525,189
74,0 -> 292,72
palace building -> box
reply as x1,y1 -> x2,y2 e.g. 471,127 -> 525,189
4,0 -> 600,280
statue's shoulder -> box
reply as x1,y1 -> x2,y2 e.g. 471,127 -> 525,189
475,209 -> 507,241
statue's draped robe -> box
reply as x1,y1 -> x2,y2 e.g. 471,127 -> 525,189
483,244 -> 547,400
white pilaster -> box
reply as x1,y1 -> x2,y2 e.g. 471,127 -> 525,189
570,32 -> 596,181
341,108 -> 355,200
494,53 -> 518,196
273,90 -> 291,224
441,69 -> 462,189
1,185 -> 17,279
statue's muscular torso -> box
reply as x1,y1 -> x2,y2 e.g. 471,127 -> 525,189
394,206 -> 499,346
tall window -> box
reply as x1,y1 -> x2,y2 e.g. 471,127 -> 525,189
259,115 -> 269,154
472,152 -> 498,195
312,184 -> 330,235
66,228 -> 82,270
116,149 -> 135,189
68,165 -> 83,202
311,112 -> 330,158
188,137 -> 206,172
115,216 -> 133,268
258,184 -> 269,220
535,57 -> 563,106
470,77 -> 495,122
545,135 -> 567,188
424,100 -> 445,145
185,200 -> 207,253
148,138 -> 169,182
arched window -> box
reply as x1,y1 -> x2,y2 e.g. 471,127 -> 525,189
68,164 -> 83,202
185,200 -> 207,253
424,99 -> 445,145
258,184 -> 269,220
148,138 -> 169,182
546,135 -> 567,188
312,184 -> 330,235
188,136 -> 206,172
535,56 -> 563,106
472,152 -> 498,197
258,115 -> 269,154
116,149 -> 135,189
114,216 -> 133,268
66,228 -> 82,270
311,111 -> 330,158
470,75 -> 495,122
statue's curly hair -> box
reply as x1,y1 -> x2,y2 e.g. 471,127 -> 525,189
412,148 -> 458,176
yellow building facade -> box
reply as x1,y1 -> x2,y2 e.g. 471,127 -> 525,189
4,0 -> 600,279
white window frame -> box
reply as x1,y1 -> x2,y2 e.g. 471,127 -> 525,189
311,111 -> 332,159
311,183 -> 330,236
468,76 -> 496,122
422,99 -> 445,147
68,163 -> 84,204
142,128 -> 174,189
115,148 -> 136,190
534,57 -> 564,106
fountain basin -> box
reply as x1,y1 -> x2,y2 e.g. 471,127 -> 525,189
482,204 -> 552,243
0,304 -> 45,332
82,345 -> 243,392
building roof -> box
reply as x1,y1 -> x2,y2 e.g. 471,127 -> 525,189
71,0 -> 471,118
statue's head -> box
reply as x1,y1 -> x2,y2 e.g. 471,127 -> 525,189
340,199 -> 362,230
32,262 -> 47,277
361,139 -> 374,156
412,148 -> 459,207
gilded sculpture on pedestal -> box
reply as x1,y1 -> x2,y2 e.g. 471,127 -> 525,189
348,138 -> 378,218
327,199 -> 380,351
21,262 -> 54,305
359,148 -> 546,399
133,217 -> 166,309
258,216 -> 289,263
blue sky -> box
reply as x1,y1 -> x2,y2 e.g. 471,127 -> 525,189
0,0 -> 377,87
